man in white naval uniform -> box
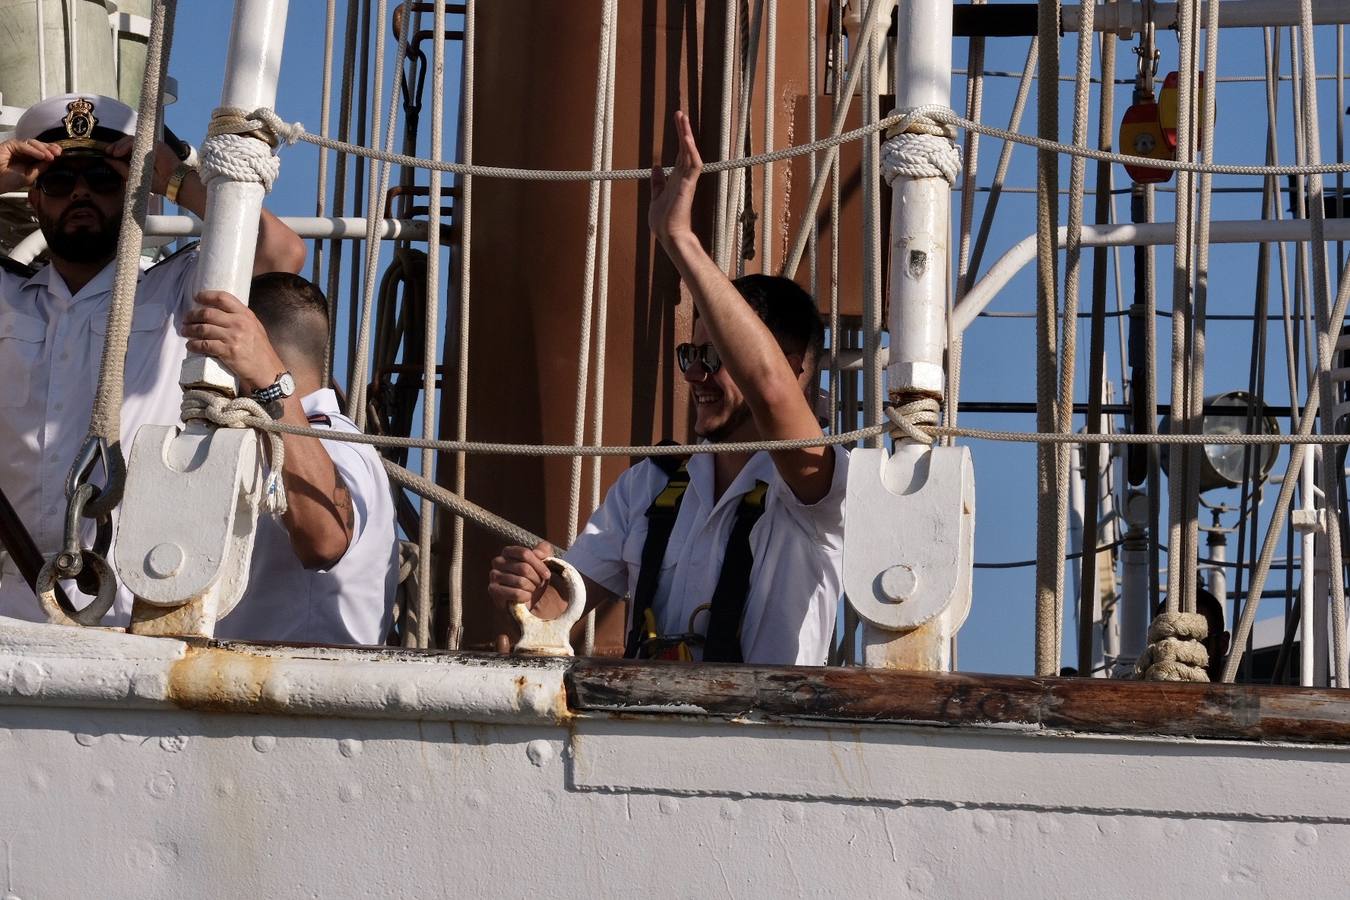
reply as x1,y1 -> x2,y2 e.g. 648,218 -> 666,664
185,272 -> 398,645
0,93 -> 306,623
488,111 -> 847,666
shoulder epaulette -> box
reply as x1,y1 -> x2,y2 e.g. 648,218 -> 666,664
146,240 -> 200,271
0,254 -> 37,279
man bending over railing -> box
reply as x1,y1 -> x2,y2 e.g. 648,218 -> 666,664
489,111 -> 847,665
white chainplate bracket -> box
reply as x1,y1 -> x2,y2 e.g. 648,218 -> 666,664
511,557 -> 587,657
843,445 -> 975,668
115,422 -> 265,639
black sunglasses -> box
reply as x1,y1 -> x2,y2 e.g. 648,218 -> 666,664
36,164 -> 124,198
676,342 -> 722,374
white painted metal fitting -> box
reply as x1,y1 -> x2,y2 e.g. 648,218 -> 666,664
511,557 -> 587,657
1292,508 -> 1326,535
844,446 -> 975,634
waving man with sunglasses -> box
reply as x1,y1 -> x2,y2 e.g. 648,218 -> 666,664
0,94 -> 305,624
489,111 -> 847,666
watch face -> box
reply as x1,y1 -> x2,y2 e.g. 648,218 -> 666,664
278,372 -> 296,398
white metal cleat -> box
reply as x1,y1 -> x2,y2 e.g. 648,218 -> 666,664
511,557 -> 587,657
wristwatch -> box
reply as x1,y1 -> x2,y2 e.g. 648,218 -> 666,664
165,161 -> 194,204
251,371 -> 296,407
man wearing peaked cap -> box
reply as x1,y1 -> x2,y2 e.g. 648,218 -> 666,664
0,93 -> 307,625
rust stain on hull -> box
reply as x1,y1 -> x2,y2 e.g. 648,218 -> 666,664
166,646 -> 277,713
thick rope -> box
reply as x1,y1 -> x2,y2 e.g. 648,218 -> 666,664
1298,0 -> 1350,688
879,131 -> 962,184
199,131 -> 281,191
77,0 -> 176,519
713,0 -> 738,267
448,0 -> 477,651
1053,0 -> 1095,682
566,0 -> 618,545
1135,612 -> 1210,681
417,0 -> 447,650
383,458 -> 542,550
761,0 -> 777,272
1033,0 -> 1062,678
180,390 -> 287,516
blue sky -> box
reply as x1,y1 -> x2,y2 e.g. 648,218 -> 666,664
167,4 -> 1343,674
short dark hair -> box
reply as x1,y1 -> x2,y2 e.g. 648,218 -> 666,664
249,272 -> 330,375
730,274 -> 825,379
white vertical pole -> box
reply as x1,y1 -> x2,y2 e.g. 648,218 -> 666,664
180,0 -> 291,392
1119,491 -> 1151,675
887,0 -> 951,411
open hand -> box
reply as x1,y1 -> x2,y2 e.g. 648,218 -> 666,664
183,290 -> 287,393
0,139 -> 61,193
648,110 -> 703,247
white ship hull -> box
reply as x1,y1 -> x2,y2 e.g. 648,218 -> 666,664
3,618 -> 1346,896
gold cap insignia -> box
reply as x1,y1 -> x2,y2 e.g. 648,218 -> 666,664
62,98 -> 97,141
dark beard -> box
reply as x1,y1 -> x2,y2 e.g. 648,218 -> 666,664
41,205 -> 122,265
699,401 -> 753,444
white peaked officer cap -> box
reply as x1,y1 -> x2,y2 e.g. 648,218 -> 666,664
15,93 -> 137,156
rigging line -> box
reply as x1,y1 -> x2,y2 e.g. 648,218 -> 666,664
448,0 -> 476,652
965,38 -> 1038,294
1298,0 -> 1349,689
714,0 -> 738,267
565,0 -> 618,546
976,539 -> 1125,570
1057,0 -> 1097,673
862,5 -> 884,450
233,411 -> 1350,458
84,0 -> 176,514
781,0 -> 887,279
346,0 -> 394,425
806,0 -> 818,332
1079,26 -> 1117,677
1221,251 -> 1350,683
582,0 -> 620,660
252,103 -> 1350,183
1033,0 -> 1062,678
323,0 -> 361,387
948,12 -> 986,439
826,1 -> 842,459
761,0 -> 776,272
313,0 -> 338,295
727,0 -> 764,274
417,0 -> 447,651
1165,0 -> 1200,617
1233,25 -> 1284,676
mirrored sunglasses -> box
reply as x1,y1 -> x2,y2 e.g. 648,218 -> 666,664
675,342 -> 722,374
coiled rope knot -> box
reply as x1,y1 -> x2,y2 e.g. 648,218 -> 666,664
199,107 -> 303,192
1135,611 -> 1210,682
885,397 -> 941,444
180,389 -> 288,517
881,106 -> 962,186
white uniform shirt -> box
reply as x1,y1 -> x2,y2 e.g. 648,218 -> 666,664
215,389 -> 399,646
565,445 -> 848,665
0,252 -> 197,623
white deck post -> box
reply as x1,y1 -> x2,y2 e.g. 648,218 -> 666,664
114,0 -> 291,638
843,0 -> 975,671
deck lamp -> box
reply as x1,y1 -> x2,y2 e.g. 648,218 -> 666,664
1160,391 -> 1280,492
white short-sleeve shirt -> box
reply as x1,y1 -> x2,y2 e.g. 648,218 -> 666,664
0,251 -> 197,623
214,389 -> 399,646
564,445 -> 848,665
